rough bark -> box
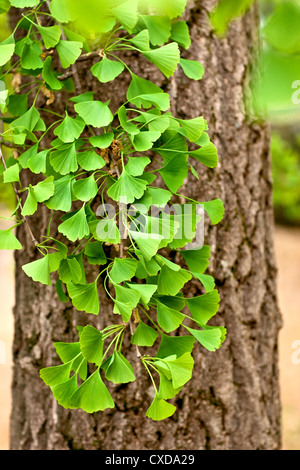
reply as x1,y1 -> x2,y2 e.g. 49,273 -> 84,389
9,0 -> 282,450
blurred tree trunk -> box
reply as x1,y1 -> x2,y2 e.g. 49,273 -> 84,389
9,0 -> 282,450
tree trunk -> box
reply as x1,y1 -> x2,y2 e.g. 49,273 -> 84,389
9,0 -> 282,450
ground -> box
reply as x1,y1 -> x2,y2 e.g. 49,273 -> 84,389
0,223 -> 299,450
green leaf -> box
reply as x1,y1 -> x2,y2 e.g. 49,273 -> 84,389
131,131 -> 161,152
110,0 -> 138,31
50,143 -> 78,175
190,142 -> 219,168
80,325 -> 103,366
22,255 -> 51,286
0,229 -> 22,250
181,245 -> 211,273
186,290 -> 220,325
21,186 -> 37,216
28,149 -> 49,174
128,29 -> 150,51
10,0 -> 38,6
156,300 -> 185,333
130,231 -> 163,261
77,149 -> 106,172
110,258 -> 138,284
3,163 -> 20,183
127,283 -> 157,306
202,199 -> 224,225
70,369 -> 114,413
125,157 -> 151,176
158,155 -> 188,193
184,325 -> 223,351
67,281 -> 99,315
104,351 -> 135,384
0,35 -> 15,67
95,217 -> 120,244
91,57 -> 124,83
193,273 -> 215,293
179,58 -> 204,80
11,105 -> 40,133
162,352 -> 194,389
141,15 -> 171,46
36,24 -> 61,49
131,320 -> 158,347
210,0 -> 253,36
127,73 -> 169,110
73,174 -> 98,202
113,284 -> 140,322
49,0 -> 74,23
148,187 -> 172,206
20,38 -> 43,70
146,394 -> 176,421
33,176 -> 55,202
142,42 -> 180,78
58,205 -> 90,242
156,334 -> 195,359
58,257 -> 82,284
45,175 -> 73,212
42,56 -> 63,91
177,116 -> 206,142
40,361 -> 73,387
54,115 -> 85,143
158,373 -> 182,400
171,21 -> 191,49
157,265 -> 191,296
0,0 -> 10,14
107,170 -> 148,204
56,40 -> 83,68
74,100 -> 113,128
90,132 -> 114,149
7,93 -> 28,117
84,241 -> 107,265
51,374 -> 78,409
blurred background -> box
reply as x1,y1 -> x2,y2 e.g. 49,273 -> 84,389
0,0 -> 300,450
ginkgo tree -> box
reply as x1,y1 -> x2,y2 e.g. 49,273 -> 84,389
0,0 -> 226,421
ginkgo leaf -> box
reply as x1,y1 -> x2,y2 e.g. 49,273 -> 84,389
0,35 -> 15,67
50,143 -> 78,175
141,15 -> 172,46
128,29 -> 150,51
156,300 -> 185,333
131,131 -> 161,152
142,42 -> 180,78
127,73 -> 169,110
157,265 -> 192,296
42,56 -> 63,91
74,100 -> 113,128
58,206 -> 90,242
36,24 -> 61,49
40,360 -> 73,387
77,149 -> 106,171
110,0 -> 138,31
158,155 -> 189,193
54,115 -> 85,143
91,57 -> 125,83
0,229 -> 22,250
126,283 -> 157,305
56,40 -> 83,68
33,176 -> 55,202
22,255 -> 51,286
90,132 -> 114,148
125,157 -> 151,176
156,334 -> 195,359
3,163 -> 20,183
110,258 -> 138,284
146,394 -> 176,421
27,149 -> 49,174
20,38 -> 43,70
190,142 -> 219,168
176,116 -> 206,142
70,370 -> 114,413
131,320 -> 158,347
104,351 -> 135,384
107,170 -> 148,204
95,217 -> 120,244
181,245 -> 211,273
130,231 -> 163,261
84,241 -> 107,265
45,175 -> 73,212
186,290 -> 220,325
21,186 -> 37,216
171,21 -> 191,49
179,58 -> 205,80
184,325 -> 223,351
73,175 -> 98,202
58,257 -> 82,284
80,325 -> 103,366
202,199 -> 225,225
10,0 -> 38,6
51,374 -> 78,409
67,281 -> 99,315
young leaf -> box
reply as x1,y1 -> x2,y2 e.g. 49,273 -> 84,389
156,334 -> 195,359
158,373 -> 182,400
125,157 -> 151,176
181,245 -> 211,273
0,35 -> 15,67
80,325 -> 104,366
0,229 -> 22,250
126,283 -> 157,305
192,273 -> 215,292
84,241 -> 107,265
20,38 -> 43,70
51,374 -> 78,409
104,351 -> 135,384
77,149 -> 106,171
21,186 -> 37,216
162,352 -> 194,389
3,163 -> 20,183
177,116 -> 206,142
45,175 -> 73,212
202,199 -> 225,225
74,100 -> 113,128
190,142 -> 219,168
157,265 -> 192,296
186,290 -> 220,325
49,143 -> 78,175
110,258 -> 138,284
158,155 -> 189,193
33,176 -> 55,202
128,29 -> 150,51
131,131 -> 161,152
54,115 -> 85,143
179,58 -> 205,80
156,300 -> 185,333
28,149 -> 49,174
184,325 -> 223,351
171,21 -> 191,49
67,281 -> 99,315
130,231 -> 164,261
146,394 -> 176,421
91,57 -> 125,83
142,42 -> 180,78
56,40 -> 83,68
113,284 -> 140,322
90,133 -> 114,149
36,25 -> 61,49
58,205 -> 90,242
131,320 -> 158,347
73,174 -> 98,202
70,369 -> 114,413
40,361 -> 73,387
107,170 -> 148,204
141,15 -> 172,46
22,255 -> 51,286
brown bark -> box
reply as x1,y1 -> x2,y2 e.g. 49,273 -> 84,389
9,0 -> 282,450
